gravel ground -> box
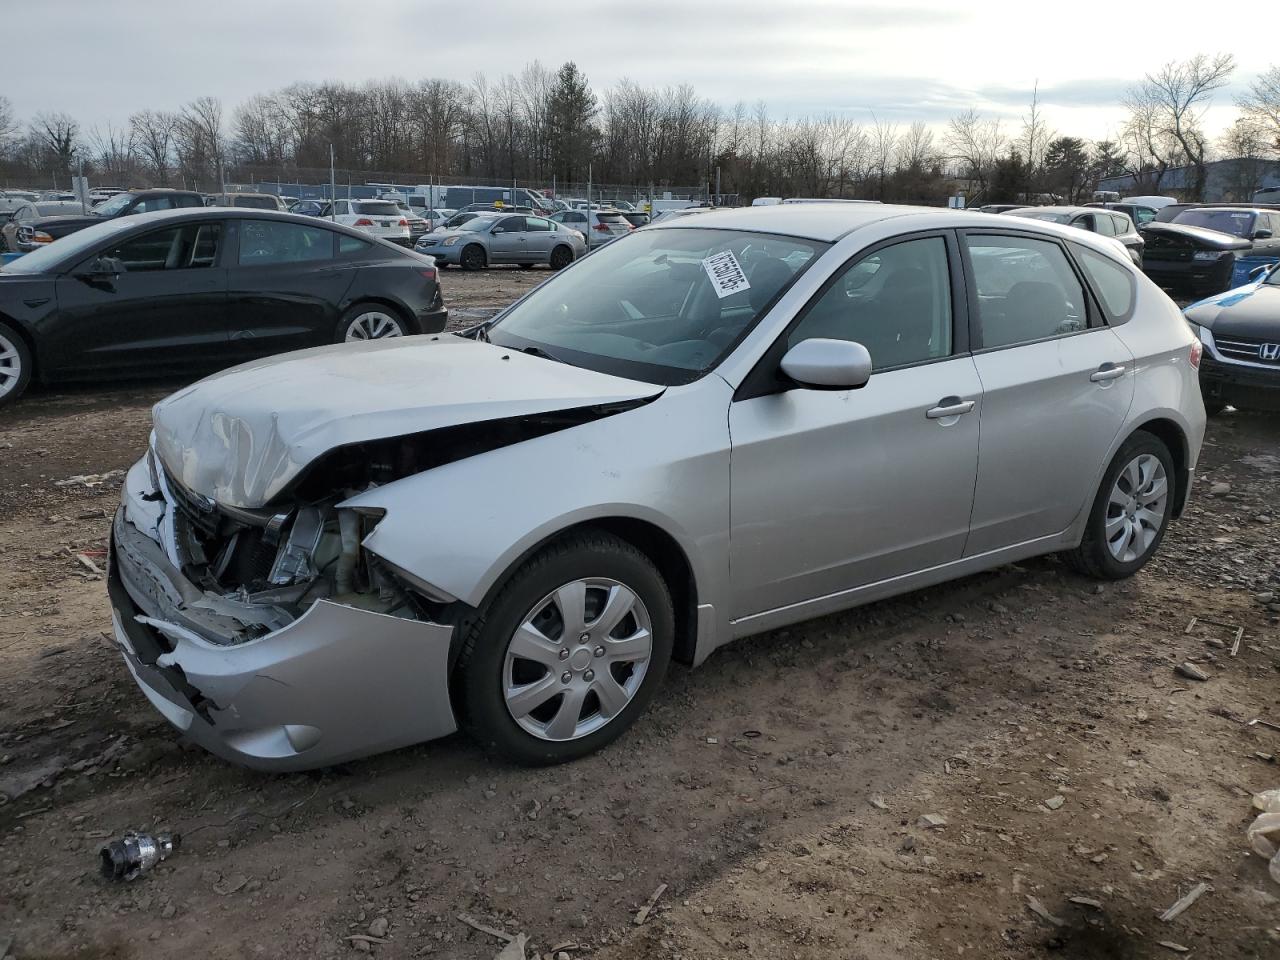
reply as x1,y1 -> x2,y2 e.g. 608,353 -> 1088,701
1,271 -> 1278,960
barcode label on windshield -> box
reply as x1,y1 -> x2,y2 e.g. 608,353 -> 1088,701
702,250 -> 751,299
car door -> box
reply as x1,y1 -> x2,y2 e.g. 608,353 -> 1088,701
488,216 -> 527,263
960,231 -> 1135,555
523,216 -> 557,261
224,218 -> 355,359
49,220 -> 233,376
728,233 -> 983,618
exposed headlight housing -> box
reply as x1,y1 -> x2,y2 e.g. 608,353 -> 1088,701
1192,250 -> 1223,261
442,235 -> 461,246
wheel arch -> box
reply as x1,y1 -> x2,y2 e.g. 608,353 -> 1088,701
0,313 -> 37,381
1129,417 -> 1191,517
467,516 -> 701,667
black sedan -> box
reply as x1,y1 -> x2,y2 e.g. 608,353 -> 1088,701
1184,267 -> 1280,414
0,208 -> 447,407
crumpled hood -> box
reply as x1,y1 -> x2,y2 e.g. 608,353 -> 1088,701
152,334 -> 663,508
1184,281 -> 1280,337
1141,222 -> 1253,250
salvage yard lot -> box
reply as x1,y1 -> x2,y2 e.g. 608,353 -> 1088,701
1,269 -> 1278,959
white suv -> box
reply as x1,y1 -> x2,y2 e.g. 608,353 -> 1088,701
321,199 -> 410,245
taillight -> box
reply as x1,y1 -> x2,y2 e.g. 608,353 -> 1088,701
420,267 -> 436,281
593,223 -> 610,232
1189,338 -> 1202,369
398,218 -> 407,226
353,217 -> 374,226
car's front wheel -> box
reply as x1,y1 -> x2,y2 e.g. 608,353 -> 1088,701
461,244 -> 487,271
457,532 -> 674,765
1064,431 -> 1175,579
0,321 -> 32,408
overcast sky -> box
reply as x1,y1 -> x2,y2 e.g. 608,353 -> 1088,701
6,0 -> 1259,142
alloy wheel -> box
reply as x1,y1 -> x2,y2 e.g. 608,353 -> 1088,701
345,311 -> 405,341
1105,453 -> 1168,563
0,329 -> 23,400
503,578 -> 653,742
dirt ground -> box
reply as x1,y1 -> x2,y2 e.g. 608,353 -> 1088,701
1,268 -> 1279,960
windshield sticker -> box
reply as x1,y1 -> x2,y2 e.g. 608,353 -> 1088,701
702,250 -> 751,299
1231,213 -> 1250,219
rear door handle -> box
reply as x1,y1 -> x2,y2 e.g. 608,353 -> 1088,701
926,397 -> 976,419
1090,363 -> 1126,382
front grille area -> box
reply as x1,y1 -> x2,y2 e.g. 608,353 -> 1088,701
160,464 -> 220,537
1214,335 -> 1280,365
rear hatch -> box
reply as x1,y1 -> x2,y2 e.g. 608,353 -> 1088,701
352,201 -> 409,238
593,212 -> 631,238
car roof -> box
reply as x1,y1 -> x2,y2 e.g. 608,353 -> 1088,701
647,202 -> 1135,261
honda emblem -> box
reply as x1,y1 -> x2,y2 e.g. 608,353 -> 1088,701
1262,342 -> 1280,361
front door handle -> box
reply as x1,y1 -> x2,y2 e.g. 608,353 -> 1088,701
926,397 -> 976,419
1090,363 -> 1126,382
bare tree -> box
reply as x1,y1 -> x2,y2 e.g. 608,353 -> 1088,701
30,112 -> 80,180
1126,54 -> 1235,199
1018,83 -> 1055,199
175,97 -> 226,190
1218,117 -> 1271,199
87,124 -> 136,184
868,114 -> 898,199
943,108 -> 1005,196
130,110 -> 179,184
0,96 -> 17,155
1237,66 -> 1280,153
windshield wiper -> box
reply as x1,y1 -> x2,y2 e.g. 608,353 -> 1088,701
519,344 -> 566,364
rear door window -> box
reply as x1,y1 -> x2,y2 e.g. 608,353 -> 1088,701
964,235 -> 1089,348
238,220 -> 335,265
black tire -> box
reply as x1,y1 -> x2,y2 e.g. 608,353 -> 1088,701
0,320 -> 32,409
456,531 -> 674,765
549,245 -> 574,270
1063,431 -> 1176,580
461,244 -> 487,271
335,303 -> 411,343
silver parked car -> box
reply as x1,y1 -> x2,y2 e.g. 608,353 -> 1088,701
107,204 -> 1205,771
415,212 -> 586,269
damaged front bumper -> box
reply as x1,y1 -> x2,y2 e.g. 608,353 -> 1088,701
107,456 -> 458,771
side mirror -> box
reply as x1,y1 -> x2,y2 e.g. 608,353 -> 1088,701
81,256 -> 124,276
780,338 -> 872,390
1254,228 -> 1273,240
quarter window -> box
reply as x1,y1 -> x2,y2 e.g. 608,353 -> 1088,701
788,236 -> 953,370
238,220 -> 334,265
966,235 -> 1088,348
1072,244 -> 1135,321
1111,213 -> 1131,235
1091,215 -> 1115,237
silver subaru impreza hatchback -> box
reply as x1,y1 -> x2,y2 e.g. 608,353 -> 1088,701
108,204 -> 1206,770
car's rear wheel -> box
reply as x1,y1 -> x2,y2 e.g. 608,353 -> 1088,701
337,304 -> 409,342
457,532 -> 674,765
1064,431 -> 1175,580
0,321 -> 32,408
549,245 -> 574,270
461,244 -> 487,271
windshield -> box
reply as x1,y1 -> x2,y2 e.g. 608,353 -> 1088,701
454,215 -> 498,232
1009,210 -> 1072,223
0,217 -> 136,274
92,193 -> 135,216
488,227 -> 827,385
1173,209 -> 1256,237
